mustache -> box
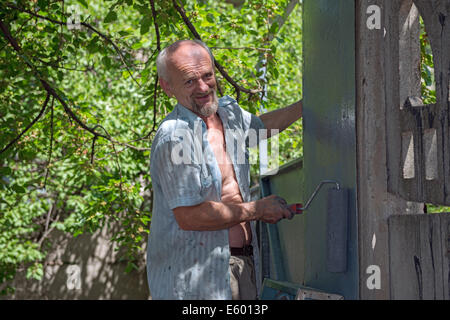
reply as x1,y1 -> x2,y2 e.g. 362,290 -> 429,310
192,90 -> 215,98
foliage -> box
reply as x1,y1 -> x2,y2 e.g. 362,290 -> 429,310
0,0 -> 303,294
419,16 -> 436,105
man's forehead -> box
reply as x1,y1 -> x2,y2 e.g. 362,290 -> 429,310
168,44 -> 213,74
170,43 -> 210,61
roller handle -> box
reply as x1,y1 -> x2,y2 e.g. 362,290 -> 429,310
288,203 -> 304,215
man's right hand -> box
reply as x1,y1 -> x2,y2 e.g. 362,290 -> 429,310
254,195 -> 294,224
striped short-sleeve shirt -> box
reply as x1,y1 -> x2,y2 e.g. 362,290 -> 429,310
147,95 -> 265,299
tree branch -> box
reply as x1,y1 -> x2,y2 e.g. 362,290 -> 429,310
150,0 -> 161,53
147,0 -> 160,139
37,201 -> 60,250
210,46 -> 272,52
43,96 -> 55,188
91,135 -> 97,165
0,18 -> 150,152
0,93 -> 50,155
4,2 -> 141,88
171,0 -> 263,102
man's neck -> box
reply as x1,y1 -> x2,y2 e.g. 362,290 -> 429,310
178,101 -> 220,128
201,112 -> 221,129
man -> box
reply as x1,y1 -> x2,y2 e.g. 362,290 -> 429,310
147,39 -> 302,300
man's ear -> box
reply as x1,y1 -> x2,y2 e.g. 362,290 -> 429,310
159,78 -> 173,98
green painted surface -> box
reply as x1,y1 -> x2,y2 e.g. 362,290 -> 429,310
303,0 -> 358,299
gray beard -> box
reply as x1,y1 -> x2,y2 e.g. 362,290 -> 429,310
192,90 -> 219,118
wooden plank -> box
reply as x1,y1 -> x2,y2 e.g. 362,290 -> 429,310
399,106 -> 424,201
388,215 -> 421,299
397,0 -> 423,202
384,0 -> 403,198
388,213 -> 449,299
399,0 -> 421,103
419,103 -> 446,205
441,214 -> 450,299
419,214 -> 444,299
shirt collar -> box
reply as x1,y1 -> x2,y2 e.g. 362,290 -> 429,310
175,102 -> 202,124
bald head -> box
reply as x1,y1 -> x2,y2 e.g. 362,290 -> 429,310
156,40 -> 215,83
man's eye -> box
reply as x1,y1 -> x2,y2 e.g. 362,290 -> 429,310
185,80 -> 193,85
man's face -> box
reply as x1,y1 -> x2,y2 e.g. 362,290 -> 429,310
162,44 -> 218,118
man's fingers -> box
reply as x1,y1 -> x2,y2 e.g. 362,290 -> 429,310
259,195 -> 293,223
277,197 -> 287,205
284,207 -> 294,220
286,207 -> 295,220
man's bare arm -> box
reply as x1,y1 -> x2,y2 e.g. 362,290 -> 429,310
259,100 -> 302,138
172,195 -> 293,231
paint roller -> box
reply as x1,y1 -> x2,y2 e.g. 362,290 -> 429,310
287,180 -> 349,273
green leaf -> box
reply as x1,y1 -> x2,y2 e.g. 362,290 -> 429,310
102,56 -> 112,68
269,22 -> 279,34
19,150 -> 35,161
122,70 -> 131,79
104,10 -> 118,23
77,0 -> 89,9
206,13 -> 215,23
0,167 -> 12,176
273,67 -> 279,79
87,36 -> 99,53
131,41 -> 143,50
11,185 -> 26,193
26,263 -> 44,280
125,261 -> 138,273
118,30 -> 131,37
37,0 -> 50,10
140,17 -> 152,36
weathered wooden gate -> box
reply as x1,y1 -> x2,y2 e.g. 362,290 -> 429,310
357,0 -> 450,299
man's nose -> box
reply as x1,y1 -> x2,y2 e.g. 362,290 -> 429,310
197,79 -> 210,92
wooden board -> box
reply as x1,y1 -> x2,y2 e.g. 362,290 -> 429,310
388,213 -> 450,300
